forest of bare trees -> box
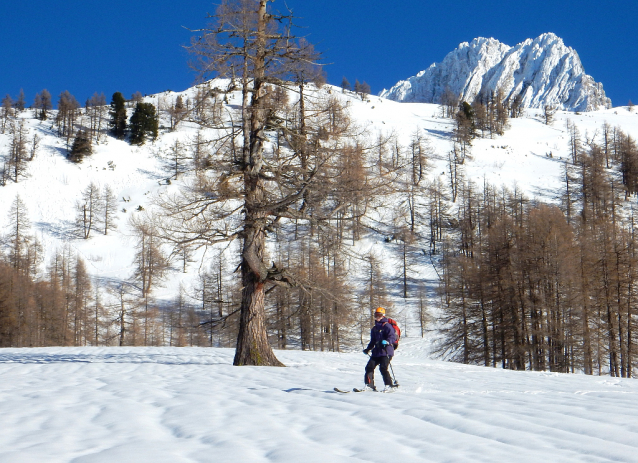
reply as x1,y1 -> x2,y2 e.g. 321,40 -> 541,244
436,125 -> 638,377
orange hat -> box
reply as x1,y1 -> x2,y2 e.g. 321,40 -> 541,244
374,307 -> 386,315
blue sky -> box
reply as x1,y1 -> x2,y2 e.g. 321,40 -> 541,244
1,0 -> 635,107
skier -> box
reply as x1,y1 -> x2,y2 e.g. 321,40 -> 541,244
362,307 -> 397,392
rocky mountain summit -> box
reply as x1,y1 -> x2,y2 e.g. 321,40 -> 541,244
381,33 -> 611,111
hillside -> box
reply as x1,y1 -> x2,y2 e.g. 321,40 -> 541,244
1,81 -> 638,353
1,342 -> 637,462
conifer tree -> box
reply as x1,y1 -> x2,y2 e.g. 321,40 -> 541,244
109,92 -> 127,139
129,102 -> 158,145
68,130 -> 92,163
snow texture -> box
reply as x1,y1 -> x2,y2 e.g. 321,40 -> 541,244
380,33 -> 612,111
1,341 -> 638,462
0,81 -> 637,317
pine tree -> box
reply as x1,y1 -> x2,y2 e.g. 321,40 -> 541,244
109,92 -> 127,139
129,102 -> 158,145
68,130 -> 92,163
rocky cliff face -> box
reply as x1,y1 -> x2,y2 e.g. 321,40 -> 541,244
380,33 -> 611,111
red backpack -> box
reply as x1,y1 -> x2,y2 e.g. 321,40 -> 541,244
385,318 -> 401,349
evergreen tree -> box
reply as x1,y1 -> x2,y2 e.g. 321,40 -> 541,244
68,130 -> 92,163
129,102 -> 158,145
109,92 -> 127,139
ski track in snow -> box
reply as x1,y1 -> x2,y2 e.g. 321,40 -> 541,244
1,340 -> 638,462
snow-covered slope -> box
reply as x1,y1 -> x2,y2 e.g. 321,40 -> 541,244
0,82 -> 637,318
381,33 -> 611,111
1,343 -> 638,462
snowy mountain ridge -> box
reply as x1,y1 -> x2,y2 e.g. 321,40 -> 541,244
380,33 -> 611,111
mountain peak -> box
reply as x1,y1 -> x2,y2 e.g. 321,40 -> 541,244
380,33 -> 611,111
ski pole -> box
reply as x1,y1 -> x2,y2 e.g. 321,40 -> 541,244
389,361 -> 399,387
380,342 -> 399,386
379,344 -> 399,387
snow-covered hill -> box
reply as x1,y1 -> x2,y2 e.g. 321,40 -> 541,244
381,33 -> 611,111
1,342 -> 638,462
0,82 -> 637,316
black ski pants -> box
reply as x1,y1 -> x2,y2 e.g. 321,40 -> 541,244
364,355 -> 393,387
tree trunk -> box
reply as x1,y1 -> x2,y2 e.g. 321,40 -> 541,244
233,214 -> 284,366
232,1 -> 284,367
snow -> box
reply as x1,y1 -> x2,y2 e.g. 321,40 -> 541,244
2,84 -> 638,461
1,82 -> 638,329
380,33 -> 611,111
1,340 -> 638,462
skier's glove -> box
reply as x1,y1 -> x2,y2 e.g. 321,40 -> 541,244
363,349 -> 370,355
381,340 -> 389,346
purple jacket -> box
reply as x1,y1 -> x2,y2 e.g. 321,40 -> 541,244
366,317 -> 397,357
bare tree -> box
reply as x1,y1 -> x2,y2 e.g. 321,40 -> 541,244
162,139 -> 190,179
440,86 -> 459,118
14,89 -> 25,112
86,92 -> 107,143
543,105 -> 556,125
341,76 -> 351,93
168,95 -> 187,131
56,91 -> 81,148
6,194 -> 32,274
164,0 -> 391,366
102,184 -> 119,235
1,95 -> 13,134
130,213 -> 169,298
6,120 -> 30,183
76,182 -> 103,239
33,89 -> 52,120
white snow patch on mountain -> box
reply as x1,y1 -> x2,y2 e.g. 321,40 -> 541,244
381,33 -> 611,111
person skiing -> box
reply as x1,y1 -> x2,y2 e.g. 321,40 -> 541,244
362,307 -> 397,392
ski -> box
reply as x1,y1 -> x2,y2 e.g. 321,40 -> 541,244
333,388 -> 351,393
351,386 -> 398,393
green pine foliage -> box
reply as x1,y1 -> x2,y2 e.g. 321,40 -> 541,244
109,92 -> 127,139
68,130 -> 92,163
129,102 -> 159,145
